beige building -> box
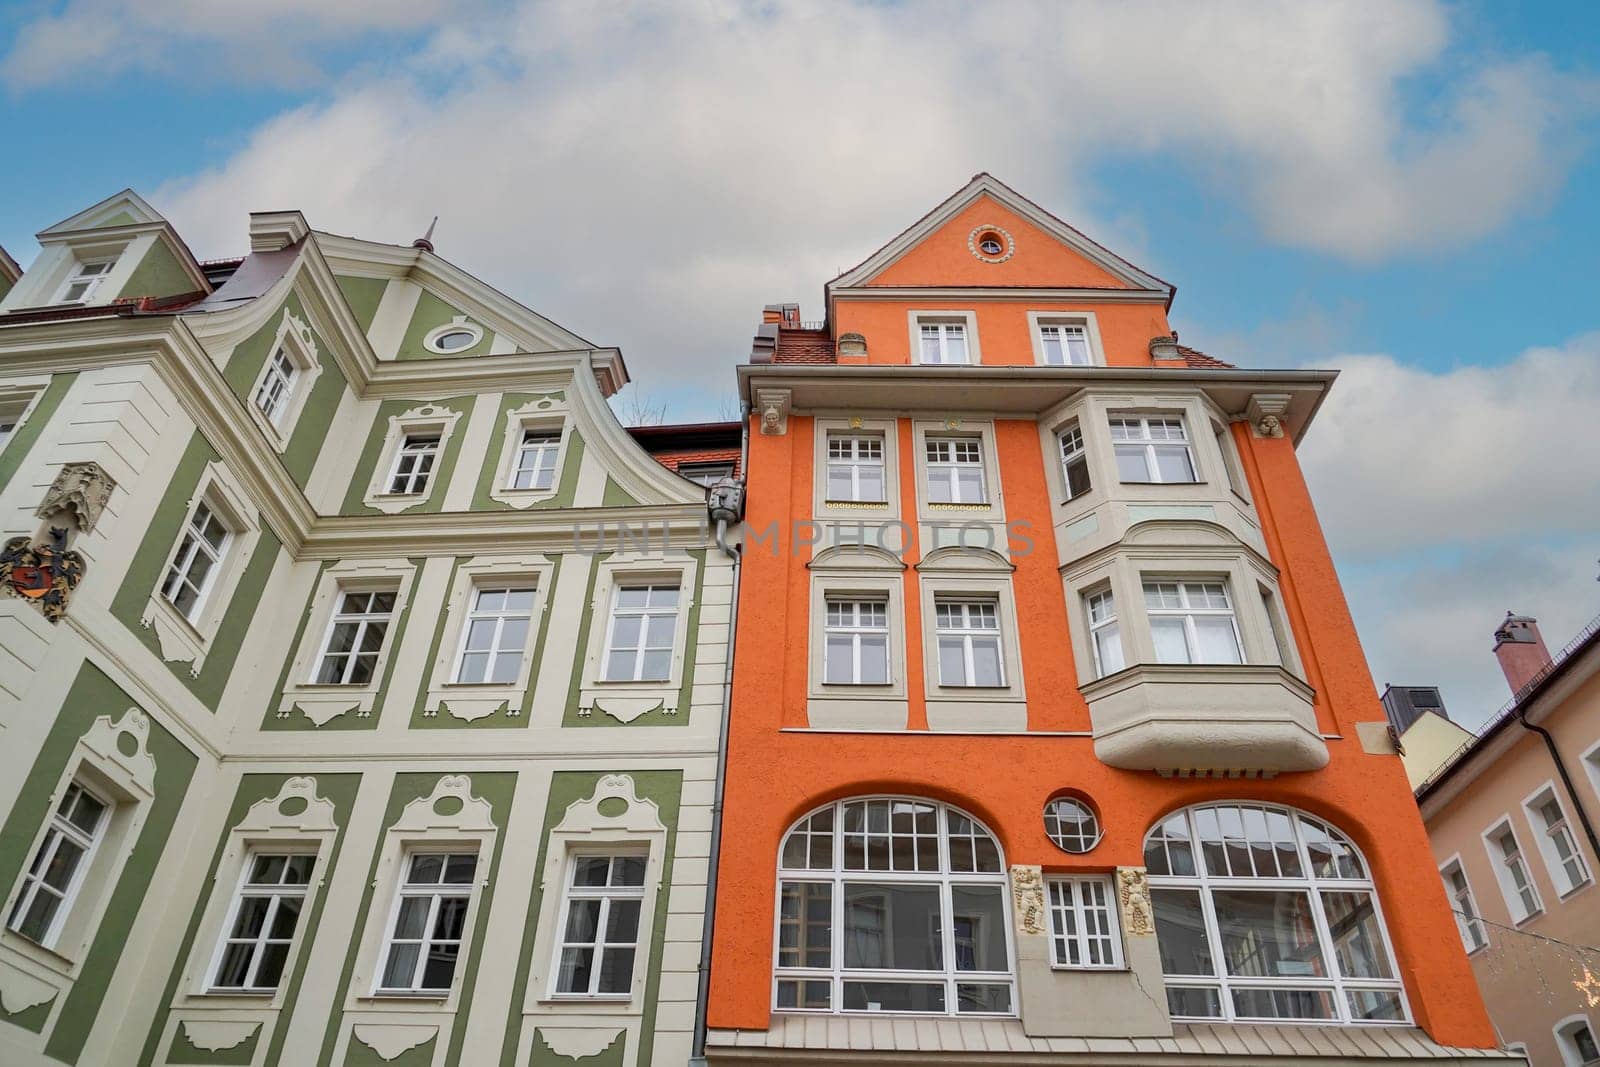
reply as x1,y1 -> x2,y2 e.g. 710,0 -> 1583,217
1404,613 -> 1600,1067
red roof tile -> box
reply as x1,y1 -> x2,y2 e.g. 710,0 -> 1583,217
1177,344 -> 1234,369
772,327 -> 836,364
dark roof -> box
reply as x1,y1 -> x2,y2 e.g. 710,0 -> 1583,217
627,420 -> 743,479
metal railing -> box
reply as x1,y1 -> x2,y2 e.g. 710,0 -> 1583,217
1415,609 -> 1600,794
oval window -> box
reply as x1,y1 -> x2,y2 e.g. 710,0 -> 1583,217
1044,796 -> 1101,853
433,329 -> 476,351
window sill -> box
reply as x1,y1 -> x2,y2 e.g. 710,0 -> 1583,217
541,994 -> 634,1004
200,988 -> 277,999
1557,879 -> 1594,903
1116,480 -> 1202,487
1,931 -> 79,978
1048,964 -> 1128,973
365,990 -> 451,1001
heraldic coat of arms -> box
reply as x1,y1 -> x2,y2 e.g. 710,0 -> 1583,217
0,526 -> 87,623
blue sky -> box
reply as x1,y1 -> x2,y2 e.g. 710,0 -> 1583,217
2,0 -> 1598,728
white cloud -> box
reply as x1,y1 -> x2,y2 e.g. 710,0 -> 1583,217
1302,339 -> 1600,728
119,0 -> 1595,416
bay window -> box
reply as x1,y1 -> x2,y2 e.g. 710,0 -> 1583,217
1111,415 -> 1197,484
1058,421 -> 1091,500
1144,580 -> 1243,665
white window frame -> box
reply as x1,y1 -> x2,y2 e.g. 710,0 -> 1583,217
1110,414 -> 1199,484
1143,579 -> 1245,665
310,586 -> 398,686
1086,587 -> 1125,678
6,779 -> 110,949
1482,819 -> 1543,923
678,461 -> 734,487
1058,420 -> 1092,501
1438,856 -> 1488,955
1555,1014 -> 1600,1067
422,316 -> 485,355
825,433 -> 887,504
925,436 -> 988,505
159,498 -> 232,624
373,849 -> 479,995
1522,783 -> 1592,898
253,348 -> 297,426
205,850 -> 316,993
773,797 -> 1015,1017
451,585 -> 536,686
823,597 -> 891,686
599,582 -> 682,683
1028,311 -> 1105,367
363,403 -> 463,515
0,383 -> 45,451
1146,803 -> 1409,1026
55,256 -> 116,304
932,597 -> 1005,688
1047,876 -> 1123,969
241,310 -> 323,451
915,319 -> 972,365
386,433 -> 442,496
509,429 -> 562,492
549,852 -> 648,999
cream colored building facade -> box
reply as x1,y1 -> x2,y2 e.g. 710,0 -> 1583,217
0,191 -> 735,1067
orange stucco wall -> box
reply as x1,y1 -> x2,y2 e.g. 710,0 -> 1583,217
709,192 -> 1496,1046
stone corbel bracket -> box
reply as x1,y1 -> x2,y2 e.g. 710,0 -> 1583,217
1245,393 -> 1292,439
756,388 -> 791,436
36,461 -> 117,534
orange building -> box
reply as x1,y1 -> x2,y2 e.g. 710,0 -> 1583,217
701,175 -> 1515,1065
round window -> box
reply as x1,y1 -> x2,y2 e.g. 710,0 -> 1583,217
1044,796 -> 1101,853
978,232 -> 1004,256
432,329 -> 476,352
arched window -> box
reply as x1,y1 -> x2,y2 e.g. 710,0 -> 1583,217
1144,803 -> 1407,1025
775,797 -> 1013,1016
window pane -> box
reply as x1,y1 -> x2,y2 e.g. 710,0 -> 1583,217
778,882 -> 832,968
573,856 -> 611,887
598,946 -> 635,993
420,942 -> 459,988
392,897 -> 430,940
564,899 -> 602,942
1193,616 -> 1242,664
613,856 -> 647,886
1347,988 -> 1405,1021
1167,986 -> 1223,1018
1151,618 -> 1191,664
842,884 -> 941,971
950,885 -> 1008,972
1231,987 -> 1336,1021
970,636 -> 1003,686
1211,890 -> 1325,980
776,979 -> 831,1009
1152,889 -> 1213,976
558,946 -> 594,993
956,983 -> 1012,1014
858,635 -> 888,684
1153,444 -> 1196,482
409,853 -> 445,884
254,943 -> 290,989
1114,445 -> 1151,481
937,636 -> 967,686
381,943 -> 419,989
215,943 -> 255,987
1321,891 -> 1393,980
842,981 -> 945,1013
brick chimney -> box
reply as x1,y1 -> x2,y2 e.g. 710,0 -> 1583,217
1493,611 -> 1552,696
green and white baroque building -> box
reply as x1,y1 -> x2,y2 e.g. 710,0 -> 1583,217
0,192 -> 736,1066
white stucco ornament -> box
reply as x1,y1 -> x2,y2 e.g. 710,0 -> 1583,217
1009,865 -> 1046,936
182,1019 -> 260,1052
1117,867 -> 1156,936
352,1023 -> 438,1061
538,1027 -> 625,1059
0,961 -> 57,1015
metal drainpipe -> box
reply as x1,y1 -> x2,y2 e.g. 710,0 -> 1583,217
691,408 -> 748,1066
1517,708 -> 1600,865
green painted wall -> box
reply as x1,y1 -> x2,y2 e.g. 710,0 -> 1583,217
220,288 -> 351,485
562,550 -> 703,728
117,241 -> 195,301
498,770 -> 683,1067
468,392 -> 587,512
109,432 -> 285,711
135,773 -> 361,1067
262,558 -> 424,732
344,1033 -> 435,1066
397,289 -> 494,360
602,476 -> 640,508
408,555 -> 565,730
163,1022 -> 260,1064
316,771 -> 517,1067
0,991 -> 55,1034
531,1029 -> 625,1066
0,661 -> 200,1065
339,397 -> 474,515
0,371 -> 77,495
334,276 -> 387,336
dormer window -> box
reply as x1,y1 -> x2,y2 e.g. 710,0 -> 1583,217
56,258 -> 115,304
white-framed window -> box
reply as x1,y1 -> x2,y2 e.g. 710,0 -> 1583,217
253,347 -> 298,425
824,599 -> 890,685
925,437 -> 986,504
678,461 -> 734,487
1527,788 -> 1591,896
601,583 -> 680,682
1439,860 -> 1487,954
826,434 -> 885,503
1146,803 -> 1407,1024
56,258 -> 115,304
1213,419 -> 1251,500
509,430 -> 561,491
1556,1016 -> 1600,1067
1048,877 -> 1122,968
552,854 -> 646,997
1486,821 -> 1542,922
312,589 -> 397,685
209,852 -> 315,992
1039,323 -> 1091,366
452,587 -> 534,685
0,388 -> 41,450
7,781 -> 109,947
918,321 -> 969,365
933,598 -> 1004,687
1058,421 -> 1091,500
1144,580 -> 1243,665
1110,415 -> 1197,484
386,434 -> 441,496
1086,588 -> 1125,677
160,499 -> 231,623
1043,797 -> 1102,854
774,797 -> 1014,1016
376,851 -> 477,994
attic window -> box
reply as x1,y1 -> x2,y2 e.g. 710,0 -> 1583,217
422,318 -> 485,354
967,225 -> 1014,263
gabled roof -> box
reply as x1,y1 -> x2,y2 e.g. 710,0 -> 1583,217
827,172 -> 1174,302
39,189 -> 166,236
